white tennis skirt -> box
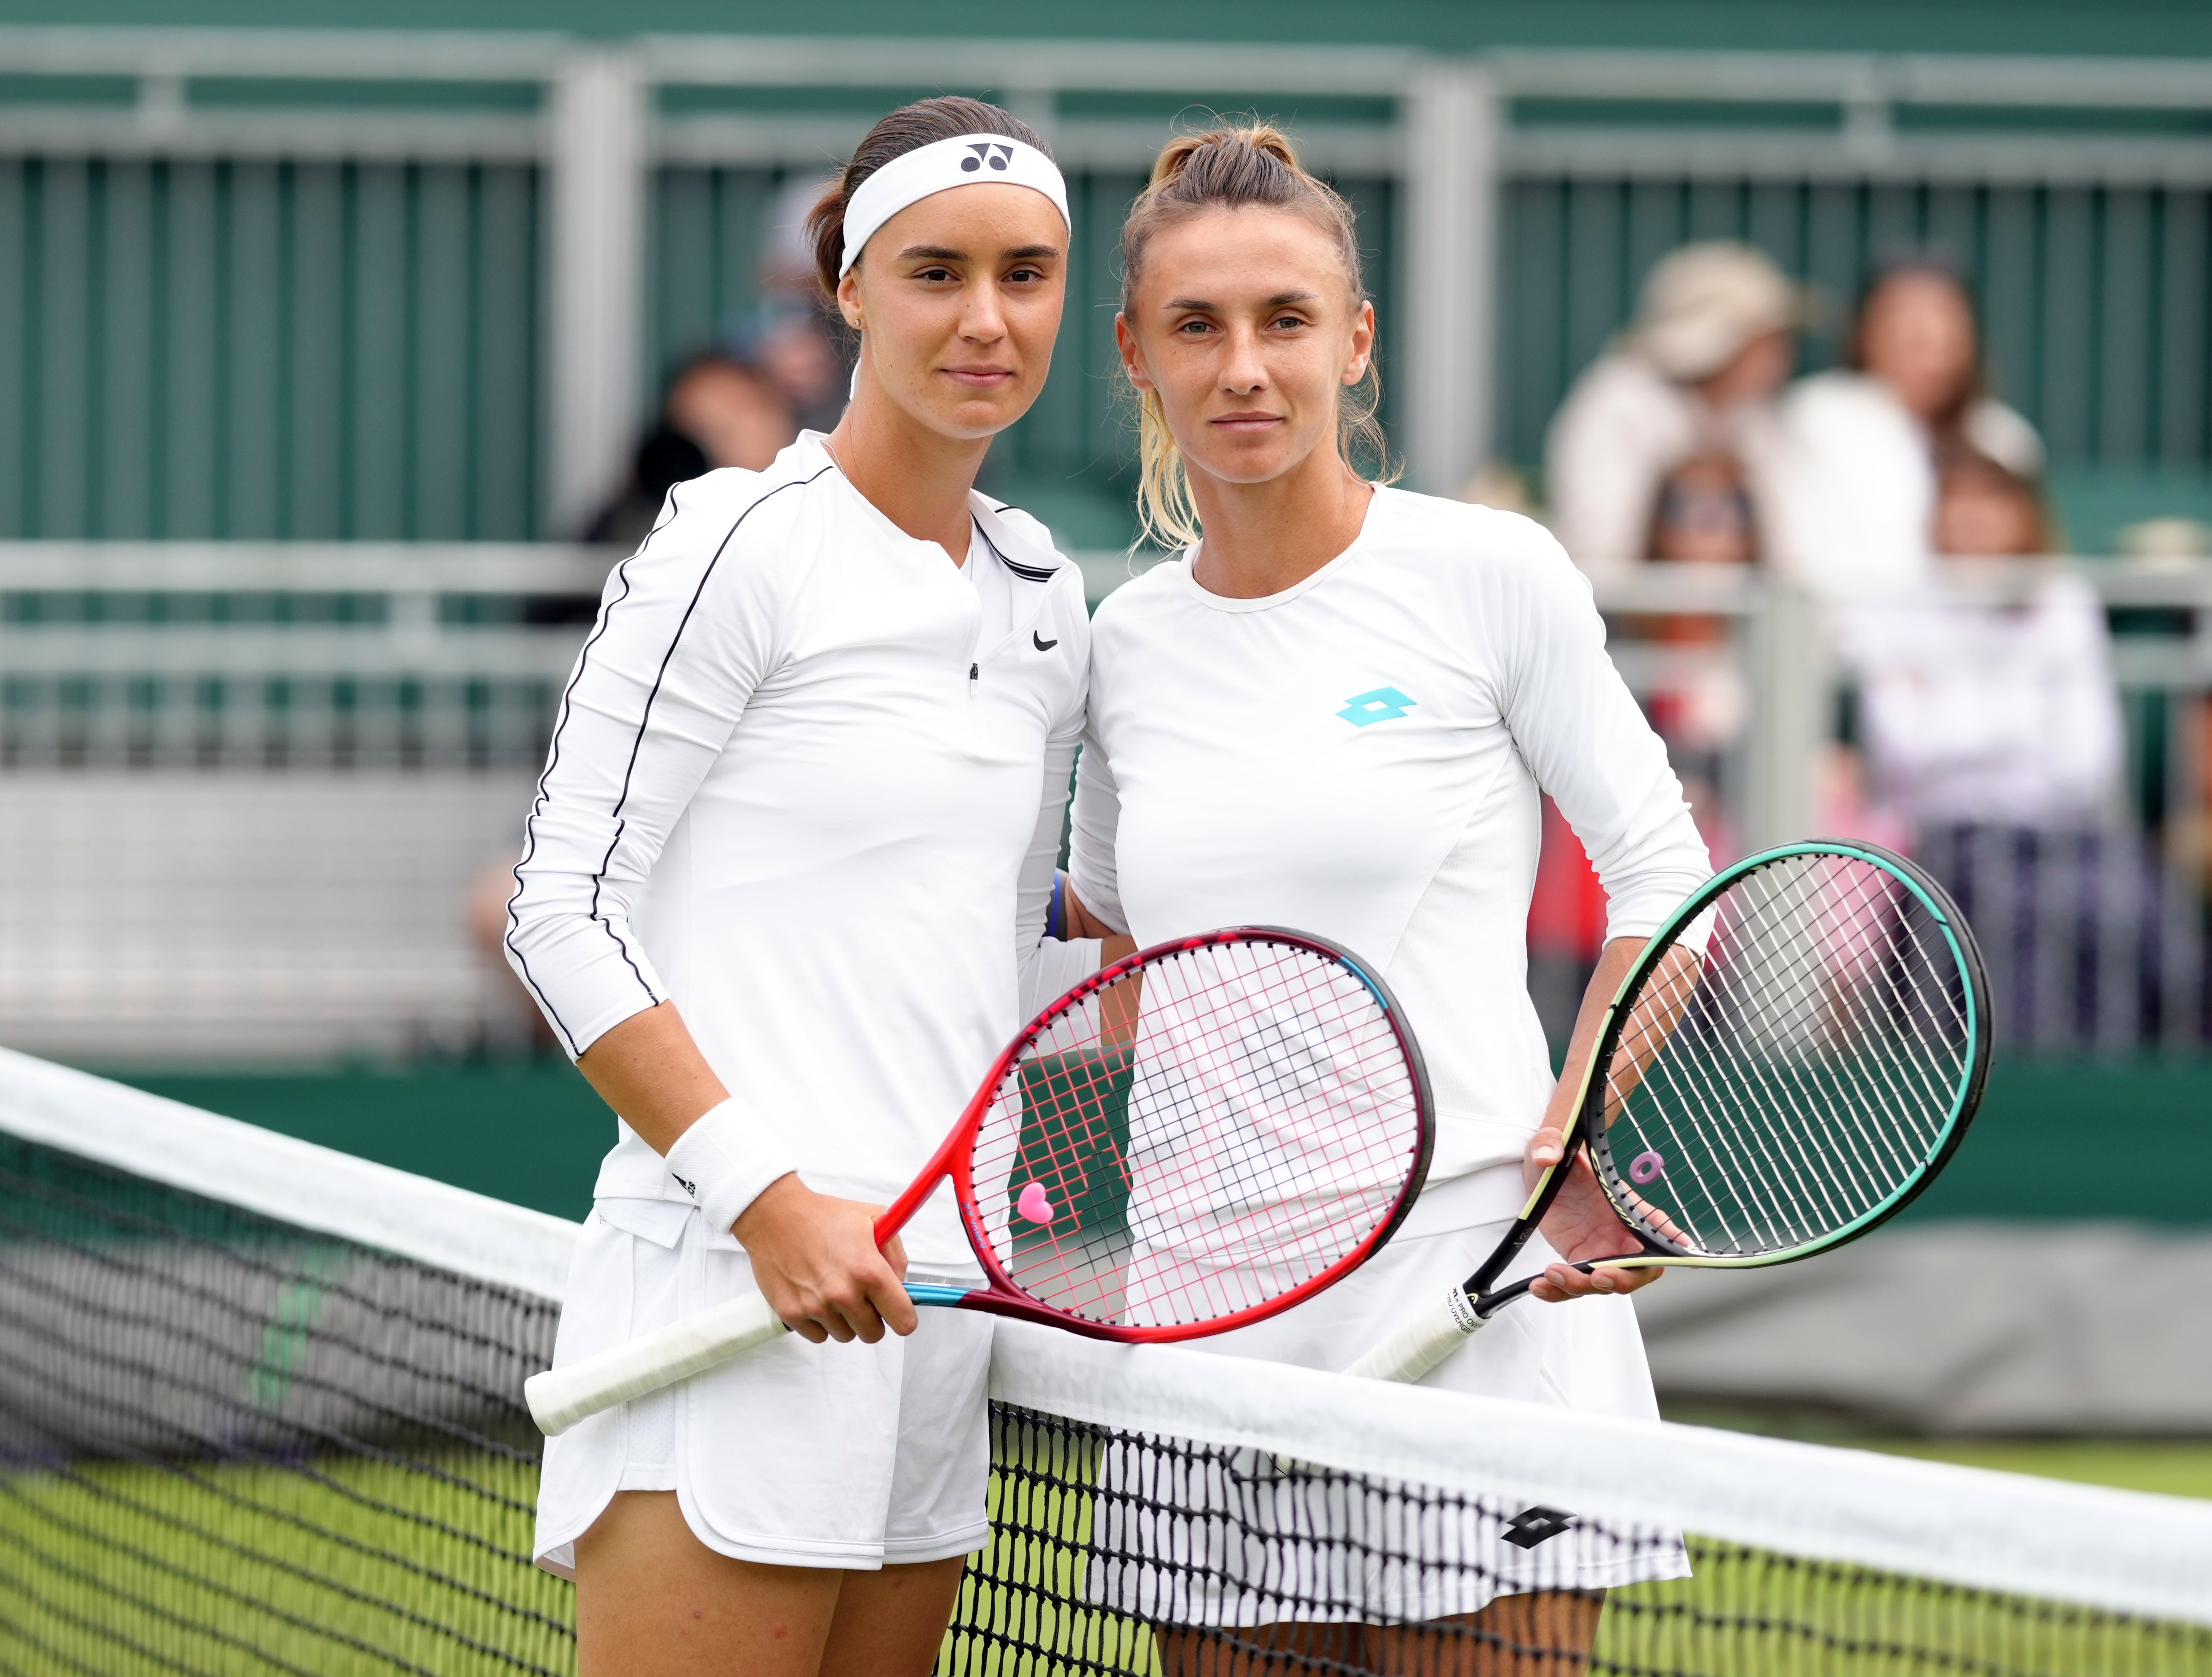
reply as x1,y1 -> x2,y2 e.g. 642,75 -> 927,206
534,1198 -> 994,1577
1087,1163 -> 1690,1625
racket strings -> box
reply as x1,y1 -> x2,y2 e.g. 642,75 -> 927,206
1600,855 -> 1972,1258
1650,863 -> 1955,1246
966,939 -> 1423,1331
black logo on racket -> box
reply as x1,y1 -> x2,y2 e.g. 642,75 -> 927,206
963,142 -> 1015,173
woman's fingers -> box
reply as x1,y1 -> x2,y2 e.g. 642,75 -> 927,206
1531,1261 -> 1664,1303
1524,1124 -> 1567,1173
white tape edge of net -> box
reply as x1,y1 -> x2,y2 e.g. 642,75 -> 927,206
0,1048 -> 579,1302
992,1319 -> 2212,1630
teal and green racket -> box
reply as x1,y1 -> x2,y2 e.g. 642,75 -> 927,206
1349,841 -> 1990,1385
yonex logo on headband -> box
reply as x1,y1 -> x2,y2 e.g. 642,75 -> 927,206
838,131 -> 1071,279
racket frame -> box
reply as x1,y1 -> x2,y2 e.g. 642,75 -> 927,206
881,923 -> 1437,1341
1476,838 -> 1991,1311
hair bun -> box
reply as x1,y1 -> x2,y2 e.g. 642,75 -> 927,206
1149,123 -> 1305,188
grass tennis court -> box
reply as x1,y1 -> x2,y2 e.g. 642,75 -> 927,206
0,1451 -> 569,1677
4,1437 -> 2205,1677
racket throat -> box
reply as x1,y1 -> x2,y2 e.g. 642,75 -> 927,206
1446,1285 -> 1491,1331
904,1281 -> 974,1307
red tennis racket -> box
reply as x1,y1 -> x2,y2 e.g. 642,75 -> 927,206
528,926 -> 1434,1435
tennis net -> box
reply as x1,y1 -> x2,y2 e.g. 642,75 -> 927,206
0,1047 -> 2207,1676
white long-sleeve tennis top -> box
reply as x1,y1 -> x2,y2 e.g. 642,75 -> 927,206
1069,486 -> 1710,1220
506,433 -> 1096,1266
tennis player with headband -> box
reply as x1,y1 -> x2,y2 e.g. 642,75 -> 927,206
505,98 -> 1117,1676
1059,126 -> 1714,1665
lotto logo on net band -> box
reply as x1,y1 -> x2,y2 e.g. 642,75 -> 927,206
963,142 -> 1015,173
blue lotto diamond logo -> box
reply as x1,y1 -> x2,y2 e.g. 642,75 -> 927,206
1336,686 -> 1416,727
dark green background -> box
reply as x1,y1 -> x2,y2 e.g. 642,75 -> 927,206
105,1055 -> 2212,1227
2,2 -> 2210,56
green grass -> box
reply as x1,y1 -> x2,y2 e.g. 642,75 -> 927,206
1864,1438 -> 2212,1501
0,1450 -> 571,1676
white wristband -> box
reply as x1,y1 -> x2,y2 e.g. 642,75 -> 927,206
662,1096 -> 800,1236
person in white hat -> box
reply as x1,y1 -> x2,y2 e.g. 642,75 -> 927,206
1543,241 -> 1800,581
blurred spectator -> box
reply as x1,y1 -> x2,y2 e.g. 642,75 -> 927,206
1846,453 -> 2120,831
1932,449 -> 2048,557
736,174 -> 859,434
1769,258 -> 2041,600
585,352 -> 798,549
1545,241 -> 1798,581
1647,453 -> 1759,571
734,297 -> 852,436
667,353 -> 802,474
1639,454 -> 1759,862
1455,459 -> 1536,517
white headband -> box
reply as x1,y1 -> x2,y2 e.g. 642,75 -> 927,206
838,132 -> 1070,279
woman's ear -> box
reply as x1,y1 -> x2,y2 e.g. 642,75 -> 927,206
836,267 -> 865,332
1115,313 -> 1156,393
1341,298 -> 1376,387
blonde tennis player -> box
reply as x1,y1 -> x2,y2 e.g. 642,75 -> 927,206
505,98 -> 1112,1677
1061,126 -> 1713,1672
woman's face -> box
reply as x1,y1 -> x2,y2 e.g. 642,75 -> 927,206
1117,207 -> 1373,491
837,182 -> 1066,442
1859,272 -> 1978,422
1934,469 -> 2042,557
1650,456 -> 1757,565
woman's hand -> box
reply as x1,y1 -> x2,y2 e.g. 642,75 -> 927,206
1523,1121 -> 1662,1303
1524,935 -> 1665,1306
730,1174 -> 917,1345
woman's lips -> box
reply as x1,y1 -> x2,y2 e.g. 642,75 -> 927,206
1212,411 -> 1283,431
943,367 -> 1015,388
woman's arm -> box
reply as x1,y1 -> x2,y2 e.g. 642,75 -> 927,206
577,1003 -> 914,1345
1062,887 -> 1135,962
1522,938 -> 1663,1302
507,475 -> 909,1344
1065,720 -> 1134,959
1488,519 -> 1714,1303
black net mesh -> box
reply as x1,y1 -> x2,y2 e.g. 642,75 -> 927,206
947,1408 -> 2212,1677
1,1128 -> 2207,1677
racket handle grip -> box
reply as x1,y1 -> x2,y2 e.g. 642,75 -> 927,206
526,1290 -> 789,1437
1344,1286 -> 1488,1384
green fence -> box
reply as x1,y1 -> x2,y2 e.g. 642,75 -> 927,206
0,156 -> 542,540
1,37 -> 2211,548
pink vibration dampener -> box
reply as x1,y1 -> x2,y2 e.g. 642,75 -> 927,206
1015,1182 -> 1058,1225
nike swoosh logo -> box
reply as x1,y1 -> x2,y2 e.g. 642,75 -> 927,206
1032,631 -> 1059,651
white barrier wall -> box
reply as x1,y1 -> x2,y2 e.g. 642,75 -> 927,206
0,771 -> 541,1065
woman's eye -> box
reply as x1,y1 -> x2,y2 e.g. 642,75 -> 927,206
1177,319 -> 1214,335
1271,315 -> 1307,331
917,266 -> 955,282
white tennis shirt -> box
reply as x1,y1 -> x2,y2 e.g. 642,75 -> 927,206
506,433 -> 1096,1266
1069,486 -> 1710,1217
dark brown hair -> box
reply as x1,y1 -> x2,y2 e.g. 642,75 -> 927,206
1119,124 -> 1388,548
1847,254 -> 1986,446
805,96 -> 1050,297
